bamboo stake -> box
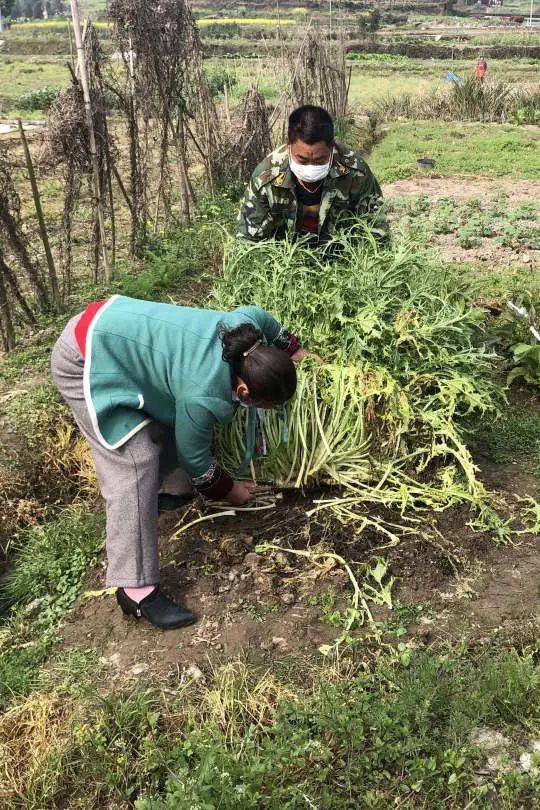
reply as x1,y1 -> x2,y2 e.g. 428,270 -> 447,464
69,0 -> 111,280
67,16 -> 75,68
0,260 -> 16,351
17,119 -> 61,313
223,81 -> 231,126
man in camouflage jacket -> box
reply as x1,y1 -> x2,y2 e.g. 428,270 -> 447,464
237,106 -> 387,245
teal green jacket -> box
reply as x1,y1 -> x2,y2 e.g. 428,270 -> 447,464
82,295 -> 291,489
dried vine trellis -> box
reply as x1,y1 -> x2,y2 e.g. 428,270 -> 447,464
235,87 -> 272,182
107,0 -> 224,247
265,24 -> 351,142
0,150 -> 53,350
0,3 -> 356,352
289,29 -> 349,122
42,19 -> 116,287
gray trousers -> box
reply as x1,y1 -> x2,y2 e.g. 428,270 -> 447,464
50,316 -> 192,587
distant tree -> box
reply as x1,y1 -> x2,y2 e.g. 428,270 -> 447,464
0,0 -> 18,18
353,9 -> 381,39
8,0 -> 65,18
369,8 -> 381,32
9,0 -> 42,17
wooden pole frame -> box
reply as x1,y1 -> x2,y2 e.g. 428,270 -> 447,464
18,119 -> 62,312
69,0 -> 111,280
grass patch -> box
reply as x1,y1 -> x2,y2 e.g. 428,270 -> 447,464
0,344 -> 53,387
369,121 -> 540,183
2,384 -> 61,445
0,57 -> 69,111
473,401 -> 540,466
461,262 -> 540,305
0,507 -> 105,711
349,69 -> 436,105
0,648 -> 537,807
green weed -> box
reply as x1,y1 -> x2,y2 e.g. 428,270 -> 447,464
379,599 -> 434,638
204,65 -> 239,97
370,122 -> 539,183
0,508 -> 104,710
375,78 -> 540,126
472,402 -> 540,465
120,194 -> 235,301
212,229 -> 500,539
5,647 -> 537,808
0,344 -> 52,386
244,602 -> 280,621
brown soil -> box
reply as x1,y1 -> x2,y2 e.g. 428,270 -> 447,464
434,232 -> 537,270
60,462 -> 539,686
383,178 -> 540,205
383,177 -> 539,269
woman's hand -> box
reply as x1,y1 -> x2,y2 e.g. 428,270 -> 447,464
291,348 -> 323,363
227,480 -> 258,506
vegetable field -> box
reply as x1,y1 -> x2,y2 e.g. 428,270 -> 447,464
0,1 -> 539,807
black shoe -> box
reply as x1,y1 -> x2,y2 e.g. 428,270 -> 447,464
116,586 -> 197,630
158,492 -> 196,514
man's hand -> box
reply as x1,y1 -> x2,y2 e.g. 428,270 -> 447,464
227,480 -> 258,506
291,348 -> 323,363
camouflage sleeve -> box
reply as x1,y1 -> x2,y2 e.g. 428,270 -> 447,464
351,161 -> 390,242
236,177 -> 276,241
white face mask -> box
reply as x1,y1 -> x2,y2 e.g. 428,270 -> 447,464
288,149 -> 333,184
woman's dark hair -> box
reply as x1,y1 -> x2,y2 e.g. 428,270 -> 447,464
288,105 -> 334,146
221,322 -> 297,405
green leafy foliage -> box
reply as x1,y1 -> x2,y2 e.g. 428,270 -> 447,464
388,193 -> 539,253
204,66 -> 239,97
212,229 -> 498,526
16,85 -> 61,110
507,343 -> 540,386
119,195 -> 236,300
472,402 -> 540,465
15,647 -> 537,808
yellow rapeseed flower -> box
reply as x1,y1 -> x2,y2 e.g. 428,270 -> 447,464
197,17 -> 294,26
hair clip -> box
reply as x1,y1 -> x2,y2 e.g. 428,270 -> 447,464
243,339 -> 261,357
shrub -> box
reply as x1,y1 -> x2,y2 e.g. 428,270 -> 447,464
16,86 -> 61,111
201,21 -> 242,39
375,79 -> 540,124
205,66 -> 238,97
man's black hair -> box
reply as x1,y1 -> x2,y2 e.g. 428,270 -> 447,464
287,105 -> 334,146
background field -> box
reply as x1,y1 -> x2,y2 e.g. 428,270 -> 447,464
0,2 -> 539,808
